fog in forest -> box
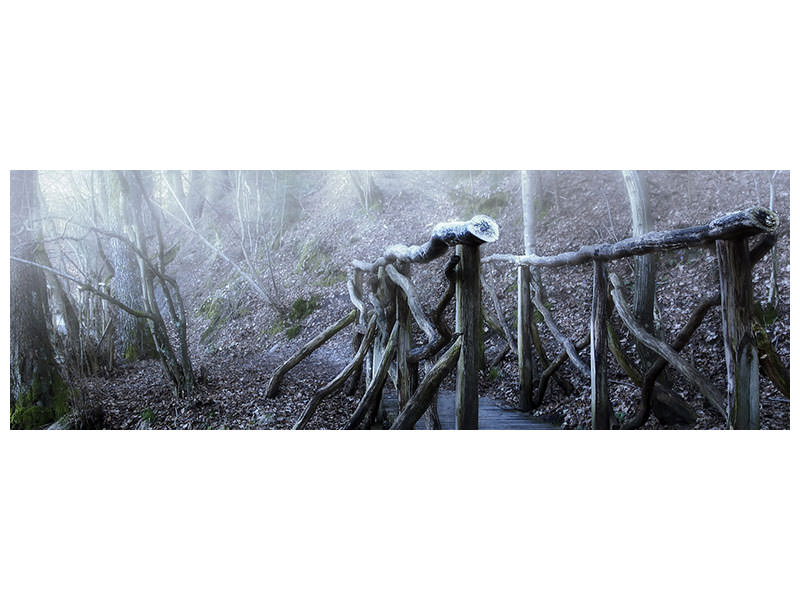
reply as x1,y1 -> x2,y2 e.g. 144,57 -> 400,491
9,170 -> 790,430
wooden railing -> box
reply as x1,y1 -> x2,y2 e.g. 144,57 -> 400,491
484,206 -> 779,430
266,206 -> 780,430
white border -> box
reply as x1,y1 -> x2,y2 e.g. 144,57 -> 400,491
1,2 -> 796,599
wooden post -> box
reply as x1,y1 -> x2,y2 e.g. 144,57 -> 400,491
591,260 -> 610,430
367,268 -> 393,426
517,265 -> 534,411
456,244 -> 481,429
346,270 -> 365,396
395,262 -> 413,411
716,239 -> 760,429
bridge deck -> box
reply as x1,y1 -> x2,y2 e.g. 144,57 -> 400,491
381,390 -> 556,430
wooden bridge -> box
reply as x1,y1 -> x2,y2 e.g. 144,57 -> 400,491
265,206 -> 781,430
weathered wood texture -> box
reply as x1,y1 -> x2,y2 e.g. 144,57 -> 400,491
412,254 -> 459,366
622,294 -> 718,428
485,206 -> 778,269
753,319 -> 789,398
394,263 -> 413,410
422,357 -> 443,429
386,264 -> 436,341
353,215 -> 499,273
345,271 -> 367,395
590,261 -> 610,429
517,266 -> 535,410
620,233 -> 781,428
293,316 -> 377,429
531,279 -> 590,379
391,337 -> 463,429
456,244 -> 481,429
344,321 -> 400,430
607,318 -> 697,426
265,309 -> 357,397
609,273 -> 726,418
716,239 -> 759,429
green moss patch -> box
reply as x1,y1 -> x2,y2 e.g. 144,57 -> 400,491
11,373 -> 72,430
269,295 -> 319,340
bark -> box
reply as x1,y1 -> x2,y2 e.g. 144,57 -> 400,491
37,247 -> 82,376
119,171 -> 194,397
590,261 -> 610,429
455,244 -> 481,429
10,170 -> 66,420
716,239 -> 759,429
265,310 -> 357,397
517,266 -> 534,410
484,206 -> 778,269
390,336 -> 463,429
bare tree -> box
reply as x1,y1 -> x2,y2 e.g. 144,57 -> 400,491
10,171 -> 70,428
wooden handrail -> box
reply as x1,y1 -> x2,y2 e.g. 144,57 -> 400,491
484,206 -> 777,269
353,214 -> 499,273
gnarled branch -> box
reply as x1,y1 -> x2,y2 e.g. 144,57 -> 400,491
353,215 -> 499,273
265,310 -> 357,398
609,273 -> 726,418
294,316 -> 377,429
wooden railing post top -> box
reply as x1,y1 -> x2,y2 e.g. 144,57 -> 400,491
352,214 -> 500,273
433,214 -> 500,247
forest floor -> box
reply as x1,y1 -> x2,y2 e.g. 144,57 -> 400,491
81,170 -> 790,430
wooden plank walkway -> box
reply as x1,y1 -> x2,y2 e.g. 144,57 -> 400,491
382,390 -> 556,430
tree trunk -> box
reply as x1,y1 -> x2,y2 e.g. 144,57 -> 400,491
187,170 -> 207,220
622,170 -> 657,367
10,170 -> 69,428
517,170 -> 541,410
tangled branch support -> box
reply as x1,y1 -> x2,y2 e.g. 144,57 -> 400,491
266,204 -> 779,430
264,215 -> 500,429
485,206 -> 779,429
